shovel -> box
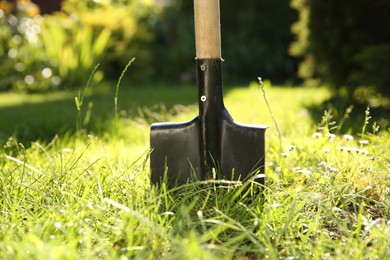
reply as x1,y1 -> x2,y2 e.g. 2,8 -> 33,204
150,0 -> 268,187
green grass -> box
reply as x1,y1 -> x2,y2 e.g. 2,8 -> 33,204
0,81 -> 389,259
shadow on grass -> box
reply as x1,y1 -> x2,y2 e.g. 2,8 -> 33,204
0,82 -> 199,144
306,94 -> 389,134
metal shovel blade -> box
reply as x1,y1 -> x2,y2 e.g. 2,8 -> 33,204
150,114 -> 266,187
150,59 -> 267,188
150,118 -> 201,186
220,115 -> 267,182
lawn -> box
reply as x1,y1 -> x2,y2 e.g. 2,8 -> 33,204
0,81 -> 389,259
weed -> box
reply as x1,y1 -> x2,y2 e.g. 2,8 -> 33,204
114,58 -> 135,132
258,77 -> 282,152
74,63 -> 100,132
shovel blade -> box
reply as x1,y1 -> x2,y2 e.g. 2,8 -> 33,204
150,117 -> 200,186
220,115 -> 267,183
150,112 -> 267,187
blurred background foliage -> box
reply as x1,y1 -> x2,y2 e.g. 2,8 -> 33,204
0,0 -> 389,105
290,0 -> 390,103
0,0 -> 158,91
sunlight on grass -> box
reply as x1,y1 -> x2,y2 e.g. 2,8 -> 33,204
0,83 -> 389,258
225,85 -> 330,131
0,91 -> 76,108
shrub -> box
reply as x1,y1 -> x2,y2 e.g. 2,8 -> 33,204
40,15 -> 111,88
350,44 -> 390,97
220,0 -> 298,83
152,0 -> 298,83
290,0 -> 390,99
0,6 -> 110,91
1,0 -> 299,90
0,0 -> 158,91
0,10 -> 55,92
62,0 -> 158,81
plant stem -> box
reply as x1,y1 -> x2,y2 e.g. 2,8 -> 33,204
115,58 -> 136,132
258,77 -> 282,153
75,63 -> 100,133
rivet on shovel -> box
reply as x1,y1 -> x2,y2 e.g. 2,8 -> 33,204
150,0 -> 268,188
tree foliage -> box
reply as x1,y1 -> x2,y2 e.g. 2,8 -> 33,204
290,0 -> 390,98
221,0 -> 298,83
156,0 -> 298,83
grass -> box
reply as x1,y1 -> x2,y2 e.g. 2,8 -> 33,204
0,80 -> 389,259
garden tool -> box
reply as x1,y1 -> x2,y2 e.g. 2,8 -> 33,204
150,0 -> 267,187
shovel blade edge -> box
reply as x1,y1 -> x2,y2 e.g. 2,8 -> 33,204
150,117 -> 200,186
221,116 -> 267,184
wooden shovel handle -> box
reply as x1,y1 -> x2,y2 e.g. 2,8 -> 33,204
194,0 -> 221,59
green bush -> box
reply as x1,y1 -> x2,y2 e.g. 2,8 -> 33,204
0,9 -> 110,91
350,44 -> 390,97
147,2 -> 195,82
0,11 -> 55,92
290,0 -> 390,99
62,0 -> 158,81
220,0 -> 298,83
0,0 -> 158,92
42,0 -> 158,87
40,15 -> 111,88
1,0 -> 298,91
152,0 -> 298,83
